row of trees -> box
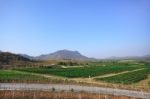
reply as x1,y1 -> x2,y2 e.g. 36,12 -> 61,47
57,61 -> 88,66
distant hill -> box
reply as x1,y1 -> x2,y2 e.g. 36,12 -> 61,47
35,50 -> 95,61
19,54 -> 34,60
1,50 -> 149,62
106,55 -> 150,61
0,52 -> 32,68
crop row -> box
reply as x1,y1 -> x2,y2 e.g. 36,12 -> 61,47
16,65 -> 143,78
96,68 -> 150,84
0,70 -> 51,83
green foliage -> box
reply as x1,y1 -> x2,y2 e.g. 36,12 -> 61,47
16,65 -> 142,78
57,61 -> 87,66
0,70 -> 49,83
71,88 -> 74,92
96,68 -> 150,84
52,87 -> 55,92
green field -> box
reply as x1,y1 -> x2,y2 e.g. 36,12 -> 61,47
0,70 -> 51,83
16,65 -> 143,78
96,68 -> 150,84
0,61 -> 149,86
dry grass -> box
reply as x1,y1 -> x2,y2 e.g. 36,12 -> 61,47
0,90 -> 141,99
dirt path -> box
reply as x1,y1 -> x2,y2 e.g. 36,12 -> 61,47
70,68 -> 145,85
14,70 -> 67,80
93,68 -> 145,79
14,68 -> 147,89
0,83 -> 150,99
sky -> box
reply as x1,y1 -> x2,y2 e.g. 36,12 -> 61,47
0,0 -> 150,58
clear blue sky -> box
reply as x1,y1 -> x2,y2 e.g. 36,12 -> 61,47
0,0 -> 150,58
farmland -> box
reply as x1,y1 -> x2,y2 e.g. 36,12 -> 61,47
0,60 -> 150,91
15,64 -> 143,78
95,68 -> 150,84
0,70 -> 57,83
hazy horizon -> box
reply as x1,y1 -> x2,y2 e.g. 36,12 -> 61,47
0,49 -> 150,59
0,0 -> 150,58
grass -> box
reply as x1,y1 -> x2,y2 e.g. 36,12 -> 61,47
96,68 -> 150,84
16,65 -> 143,78
0,70 -> 52,83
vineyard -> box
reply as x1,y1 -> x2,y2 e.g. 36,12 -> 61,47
16,65 -> 142,78
0,61 -> 149,88
96,68 -> 150,84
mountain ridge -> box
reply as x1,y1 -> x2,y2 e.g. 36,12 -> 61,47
35,49 -> 94,61
0,51 -> 32,67
0,50 -> 150,61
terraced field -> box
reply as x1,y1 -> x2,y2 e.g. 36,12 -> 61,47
96,68 -> 150,84
16,65 -> 143,78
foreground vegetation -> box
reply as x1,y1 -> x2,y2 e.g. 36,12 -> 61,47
0,90 -> 140,99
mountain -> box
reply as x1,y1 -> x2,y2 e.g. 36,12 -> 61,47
35,50 -> 94,61
0,52 -> 31,67
19,54 -> 34,60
